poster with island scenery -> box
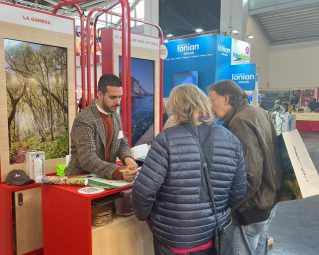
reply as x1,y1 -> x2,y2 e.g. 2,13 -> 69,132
5,39 -> 69,164
119,56 -> 155,146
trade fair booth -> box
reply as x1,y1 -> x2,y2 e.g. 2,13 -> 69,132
0,2 -> 75,254
0,1 -> 155,255
0,1 -> 318,255
163,34 -> 256,98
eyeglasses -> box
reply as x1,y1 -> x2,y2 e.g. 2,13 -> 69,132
210,95 -> 228,105
209,97 -> 220,105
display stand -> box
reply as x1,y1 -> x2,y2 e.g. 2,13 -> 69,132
0,2 -> 75,254
41,185 -> 154,255
0,2 -> 75,180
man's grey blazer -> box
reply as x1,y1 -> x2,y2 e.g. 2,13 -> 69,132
65,101 -> 132,179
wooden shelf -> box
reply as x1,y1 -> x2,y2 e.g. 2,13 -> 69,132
91,215 -> 135,233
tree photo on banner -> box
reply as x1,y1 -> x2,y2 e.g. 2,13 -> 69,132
5,39 -> 69,164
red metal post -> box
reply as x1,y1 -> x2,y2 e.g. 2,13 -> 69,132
85,1 -> 130,139
96,11 -> 164,135
52,1 -> 86,109
86,0 -> 120,104
122,0 -> 131,143
86,9 -> 101,105
91,2 -> 120,98
101,12 -> 164,132
93,14 -> 101,98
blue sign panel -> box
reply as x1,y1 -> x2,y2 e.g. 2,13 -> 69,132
166,34 -> 215,60
230,63 -> 256,91
163,34 -> 256,98
215,35 -> 232,82
164,34 -> 216,97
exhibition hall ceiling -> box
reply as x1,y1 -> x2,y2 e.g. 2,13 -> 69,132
5,0 -> 319,45
159,0 -> 220,38
4,0 -> 116,14
249,0 -> 319,45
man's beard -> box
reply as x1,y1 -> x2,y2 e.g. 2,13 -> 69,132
102,100 -> 120,113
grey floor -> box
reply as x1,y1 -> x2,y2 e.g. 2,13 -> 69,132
269,132 -> 319,255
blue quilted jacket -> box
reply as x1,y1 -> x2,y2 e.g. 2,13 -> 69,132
132,123 -> 247,249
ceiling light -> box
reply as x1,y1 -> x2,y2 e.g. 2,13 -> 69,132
231,29 -> 239,35
247,35 -> 254,39
195,28 -> 204,33
166,34 -> 173,38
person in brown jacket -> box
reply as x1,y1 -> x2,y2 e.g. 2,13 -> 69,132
207,80 -> 282,255
65,74 -> 137,180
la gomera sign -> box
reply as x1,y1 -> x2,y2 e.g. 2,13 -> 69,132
22,15 -> 52,25
0,3 -> 74,35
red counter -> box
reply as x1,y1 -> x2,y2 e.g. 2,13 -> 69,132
41,184 -> 153,255
296,120 -> 319,132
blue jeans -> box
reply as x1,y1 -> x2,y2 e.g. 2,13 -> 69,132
153,238 -> 215,255
227,207 -> 276,255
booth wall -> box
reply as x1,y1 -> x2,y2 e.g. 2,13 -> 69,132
268,41 -> 319,89
0,6 -> 75,180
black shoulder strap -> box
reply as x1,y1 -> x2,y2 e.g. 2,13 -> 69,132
185,125 -> 220,229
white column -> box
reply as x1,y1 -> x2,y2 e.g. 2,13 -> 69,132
220,0 -> 249,41
144,0 -> 159,37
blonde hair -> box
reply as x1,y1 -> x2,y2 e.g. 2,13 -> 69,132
166,84 -> 213,126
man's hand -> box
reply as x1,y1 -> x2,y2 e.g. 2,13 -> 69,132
124,157 -> 138,170
121,169 -> 138,182
112,168 -> 124,180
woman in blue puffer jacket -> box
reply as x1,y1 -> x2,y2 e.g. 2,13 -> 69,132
132,84 -> 247,255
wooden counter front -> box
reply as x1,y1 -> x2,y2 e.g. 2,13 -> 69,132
41,184 -> 154,255
92,216 -> 153,255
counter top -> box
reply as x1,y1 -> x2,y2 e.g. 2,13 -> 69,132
41,183 -> 132,200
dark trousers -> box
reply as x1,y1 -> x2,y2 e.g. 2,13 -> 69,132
153,238 -> 215,255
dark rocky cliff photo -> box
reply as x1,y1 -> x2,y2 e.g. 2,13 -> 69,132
120,74 -> 153,96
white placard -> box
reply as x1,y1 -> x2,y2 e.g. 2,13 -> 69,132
113,30 -> 160,50
282,130 -> 319,198
231,38 -> 251,65
0,3 -> 74,35
78,187 -> 105,194
131,144 -> 149,160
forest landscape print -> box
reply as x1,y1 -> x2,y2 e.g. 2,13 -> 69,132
5,39 -> 69,164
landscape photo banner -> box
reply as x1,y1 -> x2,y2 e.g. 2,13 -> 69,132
5,39 -> 69,164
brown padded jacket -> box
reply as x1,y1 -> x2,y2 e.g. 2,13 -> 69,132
223,101 -> 282,225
